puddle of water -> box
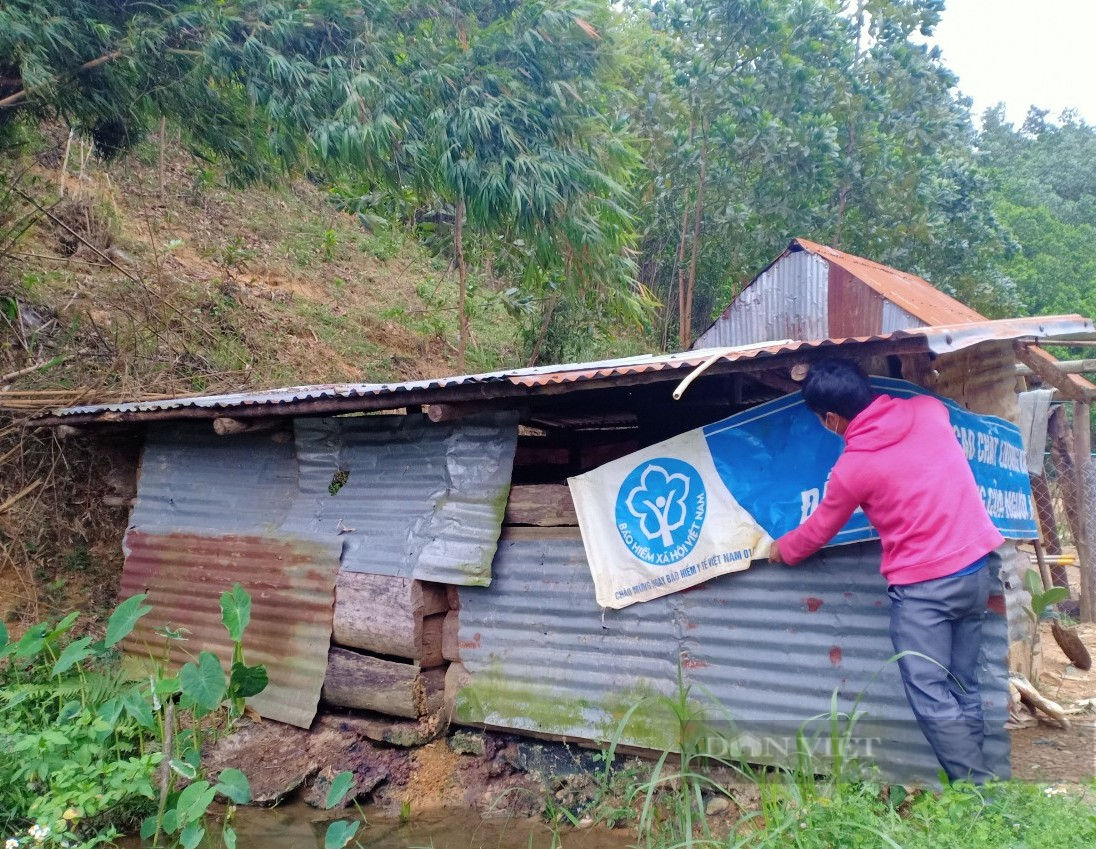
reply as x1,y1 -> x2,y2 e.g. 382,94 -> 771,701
120,804 -> 635,849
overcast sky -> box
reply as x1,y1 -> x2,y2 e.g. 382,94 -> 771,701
928,0 -> 1096,126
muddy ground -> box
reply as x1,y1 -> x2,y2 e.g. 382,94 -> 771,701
206,617 -> 1096,821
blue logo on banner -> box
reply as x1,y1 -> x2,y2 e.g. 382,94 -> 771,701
615,458 -> 707,565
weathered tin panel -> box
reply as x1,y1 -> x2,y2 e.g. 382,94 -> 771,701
827,264 -> 885,338
694,251 -> 830,349
36,316 -> 1095,426
120,530 -> 341,728
290,412 -> 518,585
452,536 -> 1010,782
881,299 -> 921,334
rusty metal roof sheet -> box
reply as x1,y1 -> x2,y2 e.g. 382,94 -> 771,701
791,238 -> 986,326
120,530 -> 342,728
34,316 -> 1095,426
450,533 -> 1011,782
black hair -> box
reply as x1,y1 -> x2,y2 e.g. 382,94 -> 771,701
801,358 -> 874,421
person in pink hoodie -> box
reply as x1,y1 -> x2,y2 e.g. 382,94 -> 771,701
768,358 -> 1004,785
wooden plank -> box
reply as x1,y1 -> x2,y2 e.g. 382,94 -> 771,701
444,662 -> 471,718
446,584 -> 461,610
333,572 -> 422,659
1016,358 -> 1096,376
420,613 -> 446,668
322,647 -> 424,718
504,484 -> 578,526
442,610 -> 460,662
499,526 -> 583,541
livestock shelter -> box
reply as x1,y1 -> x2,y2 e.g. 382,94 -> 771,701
36,310 -> 1095,783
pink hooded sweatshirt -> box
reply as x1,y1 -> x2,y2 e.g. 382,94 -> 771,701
776,393 -> 1004,585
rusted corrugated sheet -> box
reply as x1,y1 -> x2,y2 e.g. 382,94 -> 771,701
290,413 -> 517,585
452,534 -> 1010,782
794,238 -> 986,326
827,263 -> 886,338
120,530 -> 341,728
32,316 -> 1096,426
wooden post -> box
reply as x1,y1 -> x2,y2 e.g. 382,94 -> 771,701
322,647 -> 445,717
1075,401 -> 1095,622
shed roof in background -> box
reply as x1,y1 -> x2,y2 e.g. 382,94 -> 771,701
34,315 -> 1095,427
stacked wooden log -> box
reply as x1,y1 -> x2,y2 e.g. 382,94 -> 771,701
322,573 -> 452,718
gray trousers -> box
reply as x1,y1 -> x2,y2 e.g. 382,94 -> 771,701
888,566 -> 993,784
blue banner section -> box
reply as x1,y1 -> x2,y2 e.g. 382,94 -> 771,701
702,377 -> 1037,543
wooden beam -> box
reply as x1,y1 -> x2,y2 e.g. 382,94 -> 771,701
1016,358 -> 1096,376
751,370 -> 801,394
504,484 -> 578,526
426,400 -> 520,423
442,610 -> 460,662
212,416 -> 284,436
1015,344 -> 1091,400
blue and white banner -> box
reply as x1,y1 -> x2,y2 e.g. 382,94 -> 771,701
569,377 -> 1036,609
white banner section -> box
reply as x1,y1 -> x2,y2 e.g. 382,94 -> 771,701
568,428 -> 771,609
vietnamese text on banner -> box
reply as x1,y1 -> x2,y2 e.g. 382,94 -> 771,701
568,377 -> 1037,609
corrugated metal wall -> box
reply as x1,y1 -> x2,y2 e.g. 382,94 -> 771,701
453,535 -> 1011,783
123,413 -> 518,727
694,251 -> 830,348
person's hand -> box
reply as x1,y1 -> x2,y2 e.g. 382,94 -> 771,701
768,538 -> 785,564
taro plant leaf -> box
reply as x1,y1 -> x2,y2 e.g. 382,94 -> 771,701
121,683 -> 156,728
46,610 -> 80,640
105,593 -> 152,647
98,696 -> 124,727
14,623 -> 48,659
1023,569 -> 1071,619
180,651 -> 227,711
229,661 -> 268,699
51,635 -> 94,675
215,768 -> 252,804
180,822 -> 205,849
0,621 -> 7,652
325,770 -> 355,809
324,819 -> 360,849
223,824 -> 238,849
170,759 -> 198,781
220,583 -> 251,642
177,780 -> 217,825
140,815 -> 158,841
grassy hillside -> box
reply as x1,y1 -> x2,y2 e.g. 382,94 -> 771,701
0,132 -> 649,626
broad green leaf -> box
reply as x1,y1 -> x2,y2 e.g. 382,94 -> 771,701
0,620 -> 7,651
229,661 -> 268,699
223,824 -> 237,849
325,770 -> 355,809
105,593 -> 152,648
52,636 -> 93,676
170,759 -> 198,781
220,583 -> 251,641
58,699 -> 83,723
179,651 -> 226,711
121,684 -> 155,728
14,623 -> 48,659
176,780 -> 216,825
324,820 -> 360,849
46,611 -> 80,641
161,808 -> 178,834
215,768 -> 251,804
140,815 -> 158,841
180,822 -> 205,849
97,697 -> 123,727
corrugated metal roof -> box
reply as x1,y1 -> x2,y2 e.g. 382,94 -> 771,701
792,238 -> 987,326
120,530 -> 342,728
451,534 -> 1011,782
34,316 -> 1095,426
